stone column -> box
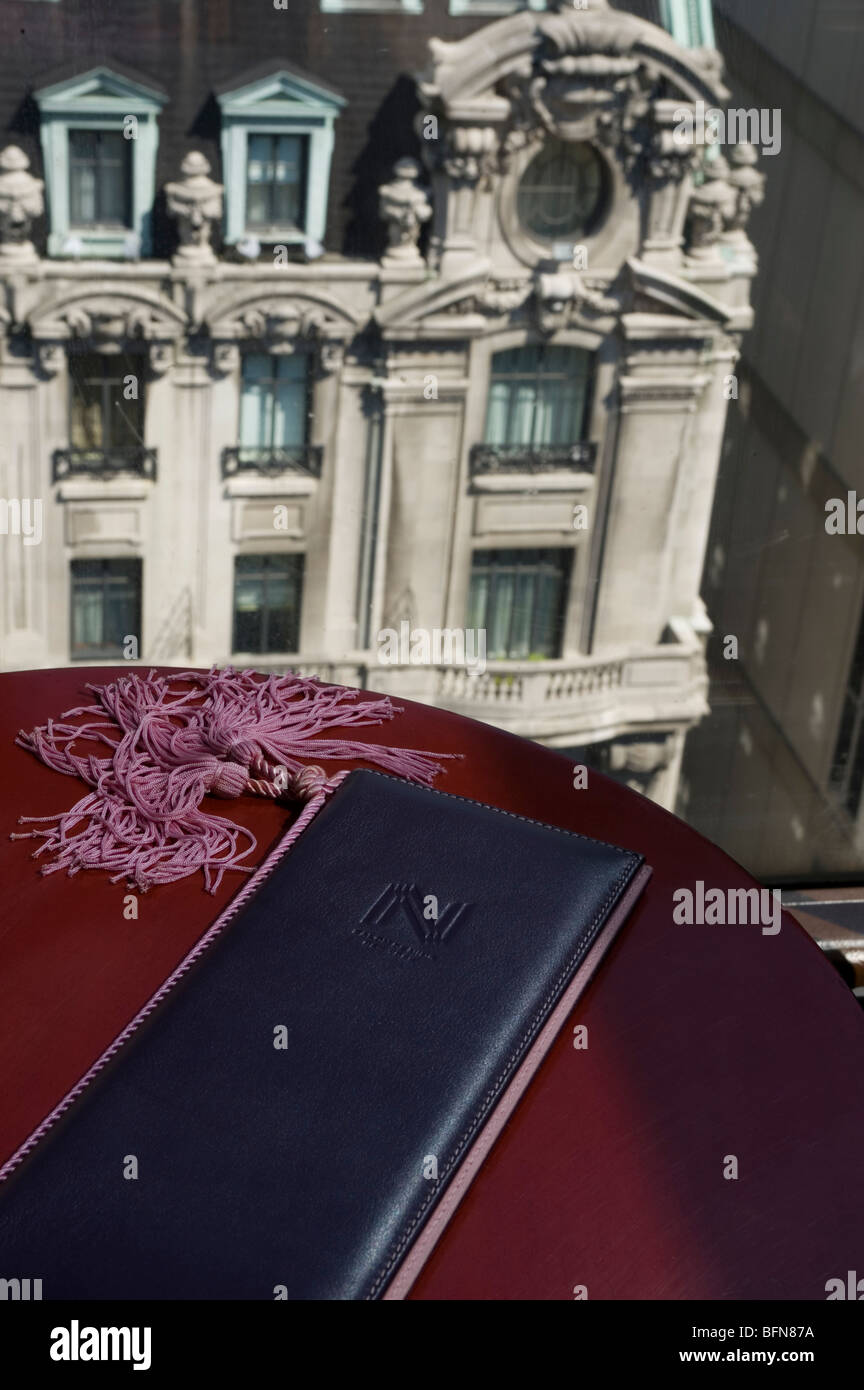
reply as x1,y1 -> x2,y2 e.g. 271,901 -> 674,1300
320,367 -> 370,658
663,344 -> 740,623
142,341 -> 205,663
435,124 -> 498,277
642,102 -> 700,271
591,364 -> 710,650
0,347 -> 63,672
303,358 -> 343,650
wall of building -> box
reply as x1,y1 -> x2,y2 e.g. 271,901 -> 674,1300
0,1 -> 762,812
683,0 -> 864,876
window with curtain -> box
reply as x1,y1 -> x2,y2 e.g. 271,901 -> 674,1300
246,133 -> 308,231
232,554 -> 304,654
239,353 -> 310,456
467,549 -> 571,660
484,345 -> 592,448
70,558 -> 141,660
69,129 -> 132,227
69,352 -> 145,453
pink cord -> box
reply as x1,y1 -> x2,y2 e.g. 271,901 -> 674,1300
12,667 -> 457,892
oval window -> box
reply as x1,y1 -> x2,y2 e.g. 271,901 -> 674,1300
516,139 -> 608,242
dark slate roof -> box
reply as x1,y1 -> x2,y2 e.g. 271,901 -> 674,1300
214,58 -> 344,105
0,0 -> 660,258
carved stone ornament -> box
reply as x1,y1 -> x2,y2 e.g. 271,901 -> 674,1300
242,306 -> 304,344
499,73 -> 556,169
206,288 -> 356,370
443,277 -> 530,317
0,145 -> 44,264
441,126 -> 498,187
482,277 -> 530,314
608,734 -> 673,797
418,0 -> 732,277
210,341 -> 240,376
538,1 -> 641,60
593,90 -> 651,176
378,157 -> 432,266
723,142 -> 765,237
685,154 -> 737,258
147,342 -> 174,376
165,152 -> 224,266
318,340 -> 344,374
61,302 -> 178,350
495,45 -> 666,190
239,304 -> 346,353
491,5 -> 653,177
648,109 -> 703,184
34,341 -> 64,377
534,270 -> 618,333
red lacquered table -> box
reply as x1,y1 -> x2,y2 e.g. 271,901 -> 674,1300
1,667 -> 862,1301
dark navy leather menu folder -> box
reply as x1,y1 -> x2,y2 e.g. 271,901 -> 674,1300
0,769 -> 649,1299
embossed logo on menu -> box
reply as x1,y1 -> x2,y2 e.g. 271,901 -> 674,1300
351,883 -> 473,961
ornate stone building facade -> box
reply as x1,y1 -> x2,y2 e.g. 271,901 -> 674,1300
0,0 -> 761,809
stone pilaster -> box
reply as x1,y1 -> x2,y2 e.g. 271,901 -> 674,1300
592,353 -> 710,649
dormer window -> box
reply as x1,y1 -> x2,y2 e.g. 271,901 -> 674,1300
34,64 -> 166,258
217,63 -> 345,250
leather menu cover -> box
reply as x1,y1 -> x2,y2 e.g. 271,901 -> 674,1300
0,768 -> 649,1300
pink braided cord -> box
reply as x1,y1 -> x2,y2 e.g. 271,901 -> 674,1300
12,666 -> 457,892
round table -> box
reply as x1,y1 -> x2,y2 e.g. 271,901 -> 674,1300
0,666 -> 861,1300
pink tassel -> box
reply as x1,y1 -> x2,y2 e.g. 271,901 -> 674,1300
12,667 -> 458,892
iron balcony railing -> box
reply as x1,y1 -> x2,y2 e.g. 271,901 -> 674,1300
53,446 -> 158,482
221,445 -> 324,480
469,441 -> 597,475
